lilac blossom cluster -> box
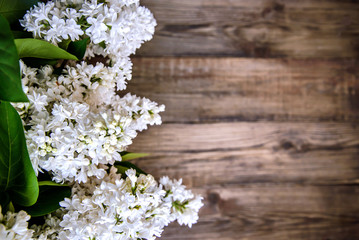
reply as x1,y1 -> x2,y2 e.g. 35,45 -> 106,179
1,0 -> 203,239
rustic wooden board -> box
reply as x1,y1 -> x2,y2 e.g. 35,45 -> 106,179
125,57 -> 359,123
130,122 -> 359,153
128,122 -> 359,239
129,148 -> 359,187
129,122 -> 359,187
130,1 -> 359,238
138,0 -> 359,58
160,186 -> 359,240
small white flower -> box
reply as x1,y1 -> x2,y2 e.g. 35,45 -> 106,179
160,177 -> 204,227
0,206 -> 34,240
28,92 -> 48,112
86,15 -> 108,44
46,16 -> 67,43
64,18 -> 83,41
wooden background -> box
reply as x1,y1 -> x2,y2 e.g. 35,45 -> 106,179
126,0 -> 359,239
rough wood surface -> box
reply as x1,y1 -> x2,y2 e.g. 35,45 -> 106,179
127,1 -> 359,239
129,122 -> 359,187
125,57 -> 359,239
138,0 -> 359,58
128,122 -> 359,239
125,57 -> 359,123
160,186 -> 359,240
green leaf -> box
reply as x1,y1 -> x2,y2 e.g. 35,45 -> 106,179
120,151 -> 149,161
114,161 -> 147,176
15,38 -> 78,60
7,201 -> 14,212
11,30 -> 32,39
38,181 -> 68,187
0,0 -> 39,25
21,57 -> 58,68
20,185 -> 71,217
0,102 -> 38,206
0,15 -> 28,102
0,192 -> 9,212
99,41 -> 106,49
67,38 -> 89,60
57,39 -> 71,51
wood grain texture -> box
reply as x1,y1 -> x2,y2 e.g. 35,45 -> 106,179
128,122 -> 359,239
160,186 -> 359,240
125,56 -> 359,238
127,1 -> 359,239
129,122 -> 359,187
138,0 -> 359,58
125,57 -> 359,123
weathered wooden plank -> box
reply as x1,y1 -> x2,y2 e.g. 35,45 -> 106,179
129,148 -> 359,188
125,58 -> 359,123
159,186 -> 359,240
129,122 -> 359,186
131,122 -> 359,153
138,0 -> 359,58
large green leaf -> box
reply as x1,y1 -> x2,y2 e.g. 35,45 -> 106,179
21,57 -> 58,68
67,38 -> 89,60
21,183 -> 71,217
0,15 -> 28,102
0,101 -> 38,206
0,0 -> 38,25
11,30 -> 32,39
15,39 -> 78,60
0,191 -> 9,211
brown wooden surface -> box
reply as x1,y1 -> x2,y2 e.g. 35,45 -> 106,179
137,0 -> 359,58
126,58 -> 359,122
129,122 -> 359,186
127,0 -> 359,239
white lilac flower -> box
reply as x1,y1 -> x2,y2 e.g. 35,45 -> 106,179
160,176 -> 204,228
64,18 -> 84,41
31,168 -> 203,240
17,1 -> 203,238
28,92 -> 48,112
30,212 -> 62,240
21,0 -> 155,56
0,206 -> 34,240
21,0 -> 156,90
14,61 -> 164,182
85,15 -> 108,44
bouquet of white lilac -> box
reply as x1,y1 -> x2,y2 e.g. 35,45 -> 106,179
0,0 -> 203,239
